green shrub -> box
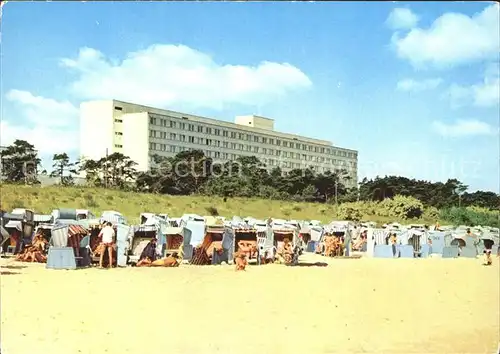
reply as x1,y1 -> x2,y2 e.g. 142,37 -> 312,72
423,206 -> 440,220
205,206 -> 219,216
440,206 -> 499,227
337,204 -> 363,221
379,195 -> 424,219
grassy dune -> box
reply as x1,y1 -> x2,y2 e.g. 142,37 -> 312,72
1,184 -> 434,225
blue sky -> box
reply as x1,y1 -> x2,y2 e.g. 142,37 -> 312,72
1,2 -> 499,192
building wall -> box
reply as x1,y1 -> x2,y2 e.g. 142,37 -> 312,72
80,101 -> 115,161
79,99 -> 359,187
121,112 -> 149,172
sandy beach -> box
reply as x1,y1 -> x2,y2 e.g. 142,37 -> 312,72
1,254 -> 498,354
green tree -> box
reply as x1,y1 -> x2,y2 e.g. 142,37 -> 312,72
0,140 -> 41,184
50,153 -> 78,185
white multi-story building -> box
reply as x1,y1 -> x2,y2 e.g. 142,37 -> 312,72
80,99 -> 358,187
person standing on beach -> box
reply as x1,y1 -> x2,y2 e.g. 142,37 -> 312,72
482,239 -> 494,266
98,222 -> 115,268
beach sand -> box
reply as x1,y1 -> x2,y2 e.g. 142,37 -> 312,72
1,254 -> 498,354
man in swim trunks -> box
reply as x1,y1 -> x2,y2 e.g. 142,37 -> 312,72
98,222 -> 115,268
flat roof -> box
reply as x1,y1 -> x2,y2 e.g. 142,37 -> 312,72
84,99 -> 358,152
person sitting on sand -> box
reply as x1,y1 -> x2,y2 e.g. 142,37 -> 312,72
352,233 -> 367,251
136,238 -> 158,267
150,252 -> 180,267
234,251 -> 247,271
280,238 -> 295,264
16,232 -> 48,263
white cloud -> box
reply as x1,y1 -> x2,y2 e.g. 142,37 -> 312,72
396,78 -> 442,92
431,119 -> 498,137
59,44 -> 312,110
391,4 -> 500,68
386,8 -> 419,30
1,90 -> 79,160
445,63 -> 500,108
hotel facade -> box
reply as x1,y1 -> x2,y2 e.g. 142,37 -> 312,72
80,100 -> 358,187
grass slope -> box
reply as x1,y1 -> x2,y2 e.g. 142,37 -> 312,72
0,184 -> 434,225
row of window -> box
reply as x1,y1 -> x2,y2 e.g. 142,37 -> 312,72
149,145 -> 354,172
146,116 -> 356,159
148,129 -> 356,161
147,142 -> 355,167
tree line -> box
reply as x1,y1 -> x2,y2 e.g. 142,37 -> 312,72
1,139 -> 499,212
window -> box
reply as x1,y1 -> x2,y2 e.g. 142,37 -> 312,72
238,144 -> 244,150
262,137 -> 267,144
180,134 -> 186,142
223,130 -> 228,137
321,147 -> 325,153
206,127 -> 212,134
114,106 -> 123,111
246,145 -> 251,151
269,139 -> 274,145
198,126 -> 203,133
189,136 -> 195,143
149,130 -> 154,137
170,133 -> 176,140
114,119 -> 123,123
238,133 -> 244,139
253,146 -> 259,153
170,121 -> 177,128
162,132 -> 167,139
114,144 -> 123,148
254,135 -> 259,143
231,132 -> 237,139
276,140 -> 281,146
214,129 -> 220,136
169,145 -> 176,153
206,139 -> 212,146
223,142 -> 228,148
263,148 -> 267,154
188,124 -> 194,132
314,147 -> 318,153
215,140 -> 220,147
214,151 -> 220,158
283,141 -> 288,147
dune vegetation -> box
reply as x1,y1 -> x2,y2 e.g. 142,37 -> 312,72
2,184 -> 498,227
